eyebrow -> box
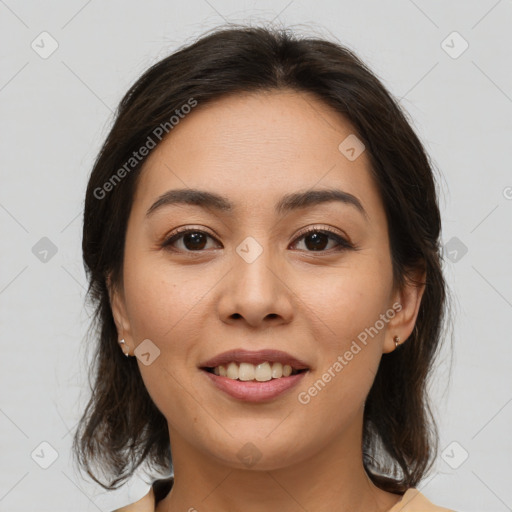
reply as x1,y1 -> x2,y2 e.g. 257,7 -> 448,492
145,188 -> 369,221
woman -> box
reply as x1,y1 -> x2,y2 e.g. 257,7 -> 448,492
73,25 -> 456,512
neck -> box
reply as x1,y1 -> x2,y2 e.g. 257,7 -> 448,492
157,411 -> 401,512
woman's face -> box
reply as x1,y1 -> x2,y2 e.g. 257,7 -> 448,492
110,89 -> 423,470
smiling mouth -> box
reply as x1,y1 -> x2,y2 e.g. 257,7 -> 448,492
201,361 -> 308,381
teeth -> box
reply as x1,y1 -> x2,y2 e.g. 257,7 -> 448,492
239,362 -> 255,381
255,362 -> 272,382
210,361 -> 299,381
227,362 -> 238,379
271,362 -> 283,378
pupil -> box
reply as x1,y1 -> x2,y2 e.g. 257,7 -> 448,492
184,232 -> 206,250
306,232 -> 327,251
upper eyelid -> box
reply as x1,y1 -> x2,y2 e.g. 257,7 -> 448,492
293,224 -> 346,239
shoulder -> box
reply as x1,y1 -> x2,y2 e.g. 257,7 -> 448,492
111,477 -> 173,512
112,482 -> 456,512
111,487 -> 155,512
387,488 -> 457,512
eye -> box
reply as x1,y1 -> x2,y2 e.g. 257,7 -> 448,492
290,226 -> 354,252
161,225 -> 355,253
161,227 -> 220,252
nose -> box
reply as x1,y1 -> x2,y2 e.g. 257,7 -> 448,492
217,240 -> 294,329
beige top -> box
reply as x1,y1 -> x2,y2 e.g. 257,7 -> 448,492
113,486 -> 456,511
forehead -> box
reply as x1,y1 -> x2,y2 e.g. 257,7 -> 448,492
132,90 -> 384,223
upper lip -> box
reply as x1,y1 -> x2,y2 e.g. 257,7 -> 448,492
199,349 -> 310,370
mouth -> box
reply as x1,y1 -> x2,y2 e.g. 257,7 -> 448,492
198,349 -> 310,402
198,348 -> 310,381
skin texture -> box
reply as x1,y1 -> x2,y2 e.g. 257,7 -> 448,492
109,90 -> 425,512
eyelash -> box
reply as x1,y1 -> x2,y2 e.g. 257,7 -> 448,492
161,225 -> 355,253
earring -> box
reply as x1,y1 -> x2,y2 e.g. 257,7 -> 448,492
393,335 -> 401,349
119,339 -> 130,357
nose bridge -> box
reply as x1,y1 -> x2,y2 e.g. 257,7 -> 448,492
234,234 -> 280,300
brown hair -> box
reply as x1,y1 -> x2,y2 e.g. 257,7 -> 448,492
73,24 -> 452,493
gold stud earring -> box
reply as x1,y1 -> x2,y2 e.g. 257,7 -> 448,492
393,335 -> 401,349
119,339 -> 130,357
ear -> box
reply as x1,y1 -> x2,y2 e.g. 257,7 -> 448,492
382,267 -> 426,354
106,272 -> 134,355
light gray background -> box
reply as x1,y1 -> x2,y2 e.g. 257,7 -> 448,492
1,1 -> 511,511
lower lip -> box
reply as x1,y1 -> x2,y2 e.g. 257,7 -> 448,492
201,369 -> 308,402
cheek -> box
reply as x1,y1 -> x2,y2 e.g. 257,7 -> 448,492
121,261 -> 205,427
122,252 -> 209,341
120,250 -> 216,395
307,257 -> 392,345
297,257 -> 392,407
